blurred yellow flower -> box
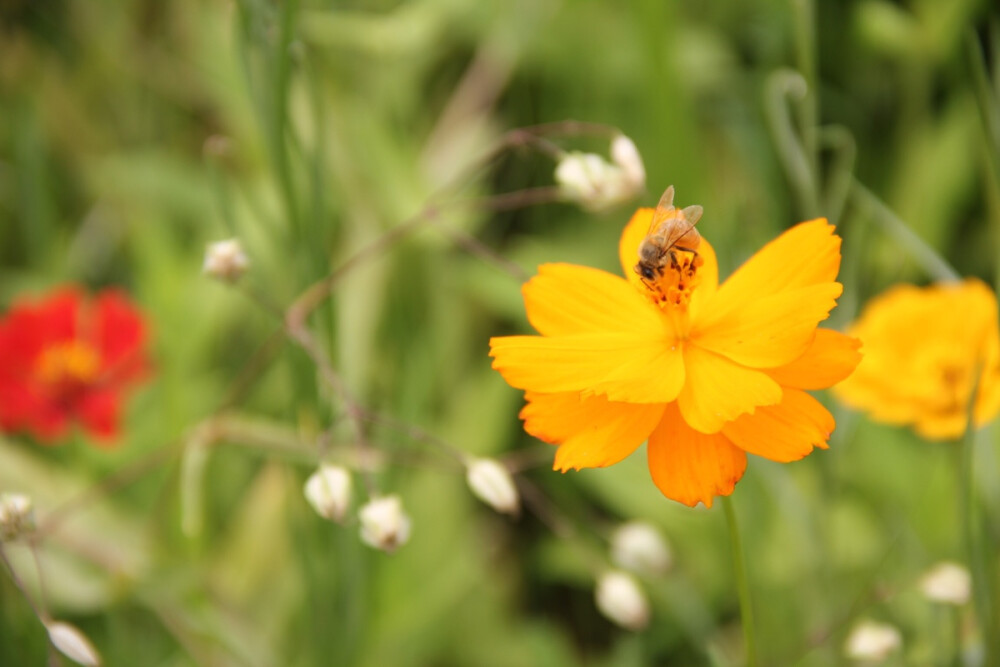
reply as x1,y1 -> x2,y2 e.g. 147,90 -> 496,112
834,279 -> 1000,439
490,203 -> 860,507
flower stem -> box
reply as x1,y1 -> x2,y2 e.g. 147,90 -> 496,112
723,496 -> 758,667
959,366 -> 997,661
951,606 -> 963,667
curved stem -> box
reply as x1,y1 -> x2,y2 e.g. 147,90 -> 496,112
765,70 -> 818,216
723,496 -> 758,667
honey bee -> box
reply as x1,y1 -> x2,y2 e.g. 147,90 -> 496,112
634,185 -> 704,285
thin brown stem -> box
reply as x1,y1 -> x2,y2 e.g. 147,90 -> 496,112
438,224 -> 531,281
358,411 -> 466,466
283,322 -> 379,496
0,544 -> 47,623
286,184 -> 558,328
517,476 -> 576,540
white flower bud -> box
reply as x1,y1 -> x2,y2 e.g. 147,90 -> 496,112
555,152 -> 638,212
202,238 -> 249,282
359,495 -> 411,553
555,152 -> 611,199
304,465 -> 352,523
844,620 -> 902,662
0,493 -> 34,541
47,621 -> 101,666
595,570 -> 650,631
466,458 -> 520,515
610,521 -> 672,577
919,561 -> 971,606
610,134 -> 645,190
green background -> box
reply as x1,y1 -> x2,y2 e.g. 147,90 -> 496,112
1,0 -> 999,664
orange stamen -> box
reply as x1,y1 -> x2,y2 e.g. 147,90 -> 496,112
35,340 -> 101,388
645,251 -> 704,311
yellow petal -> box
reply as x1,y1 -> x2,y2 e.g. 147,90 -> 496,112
711,218 -> 841,304
647,402 -> 747,508
767,329 -> 862,390
677,344 -> 782,433
694,282 -> 844,368
914,414 -> 969,440
618,207 -> 719,303
722,389 -> 834,462
522,263 -> 660,336
490,332 -> 685,403
519,392 -> 664,470
832,279 -> 1000,440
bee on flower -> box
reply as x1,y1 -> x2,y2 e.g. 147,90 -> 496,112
489,187 -> 861,507
0,287 -> 150,444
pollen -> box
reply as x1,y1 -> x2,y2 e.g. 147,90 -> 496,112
648,251 -> 704,310
35,340 -> 101,388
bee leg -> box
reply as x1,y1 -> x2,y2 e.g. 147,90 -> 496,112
668,249 -> 681,270
675,246 -> 698,259
675,246 -> 703,269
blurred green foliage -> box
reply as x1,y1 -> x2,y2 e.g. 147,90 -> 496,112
1,0 -> 999,665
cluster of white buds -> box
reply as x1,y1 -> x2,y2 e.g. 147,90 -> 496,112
594,570 -> 650,631
465,458 -> 520,516
844,620 -> 902,662
301,464 -> 413,554
555,134 -> 646,212
610,521 -> 672,577
47,621 -> 101,666
0,493 -> 34,542
918,561 -> 971,606
303,465 -> 352,524
359,495 -> 411,553
202,238 -> 249,282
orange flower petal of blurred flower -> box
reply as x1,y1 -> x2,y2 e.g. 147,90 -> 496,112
491,199 -> 860,507
0,287 -> 151,444
833,279 -> 1000,439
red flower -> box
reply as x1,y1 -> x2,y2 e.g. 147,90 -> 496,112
0,287 -> 150,444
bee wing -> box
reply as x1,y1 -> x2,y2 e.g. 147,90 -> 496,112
661,204 -> 704,249
682,205 -> 703,226
646,185 -> 676,235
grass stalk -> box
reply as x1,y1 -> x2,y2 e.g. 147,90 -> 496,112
792,0 -> 819,217
723,496 -> 758,667
850,181 -> 960,283
958,366 -> 997,662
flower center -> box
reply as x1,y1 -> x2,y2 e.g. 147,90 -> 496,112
34,340 -> 101,390
642,250 -> 704,311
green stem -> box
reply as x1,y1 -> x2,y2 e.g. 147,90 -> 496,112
964,29 -> 1000,296
851,181 -> 960,283
959,366 -> 996,662
951,606 -> 963,667
723,496 -> 758,667
792,0 -> 819,217
765,70 -> 818,218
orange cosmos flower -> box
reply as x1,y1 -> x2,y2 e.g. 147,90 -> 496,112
489,197 -> 861,507
0,287 -> 150,444
833,279 -> 1000,440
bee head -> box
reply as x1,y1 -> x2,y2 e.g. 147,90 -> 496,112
636,264 -> 656,280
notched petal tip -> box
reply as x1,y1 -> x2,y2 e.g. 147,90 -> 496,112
647,404 -> 748,508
